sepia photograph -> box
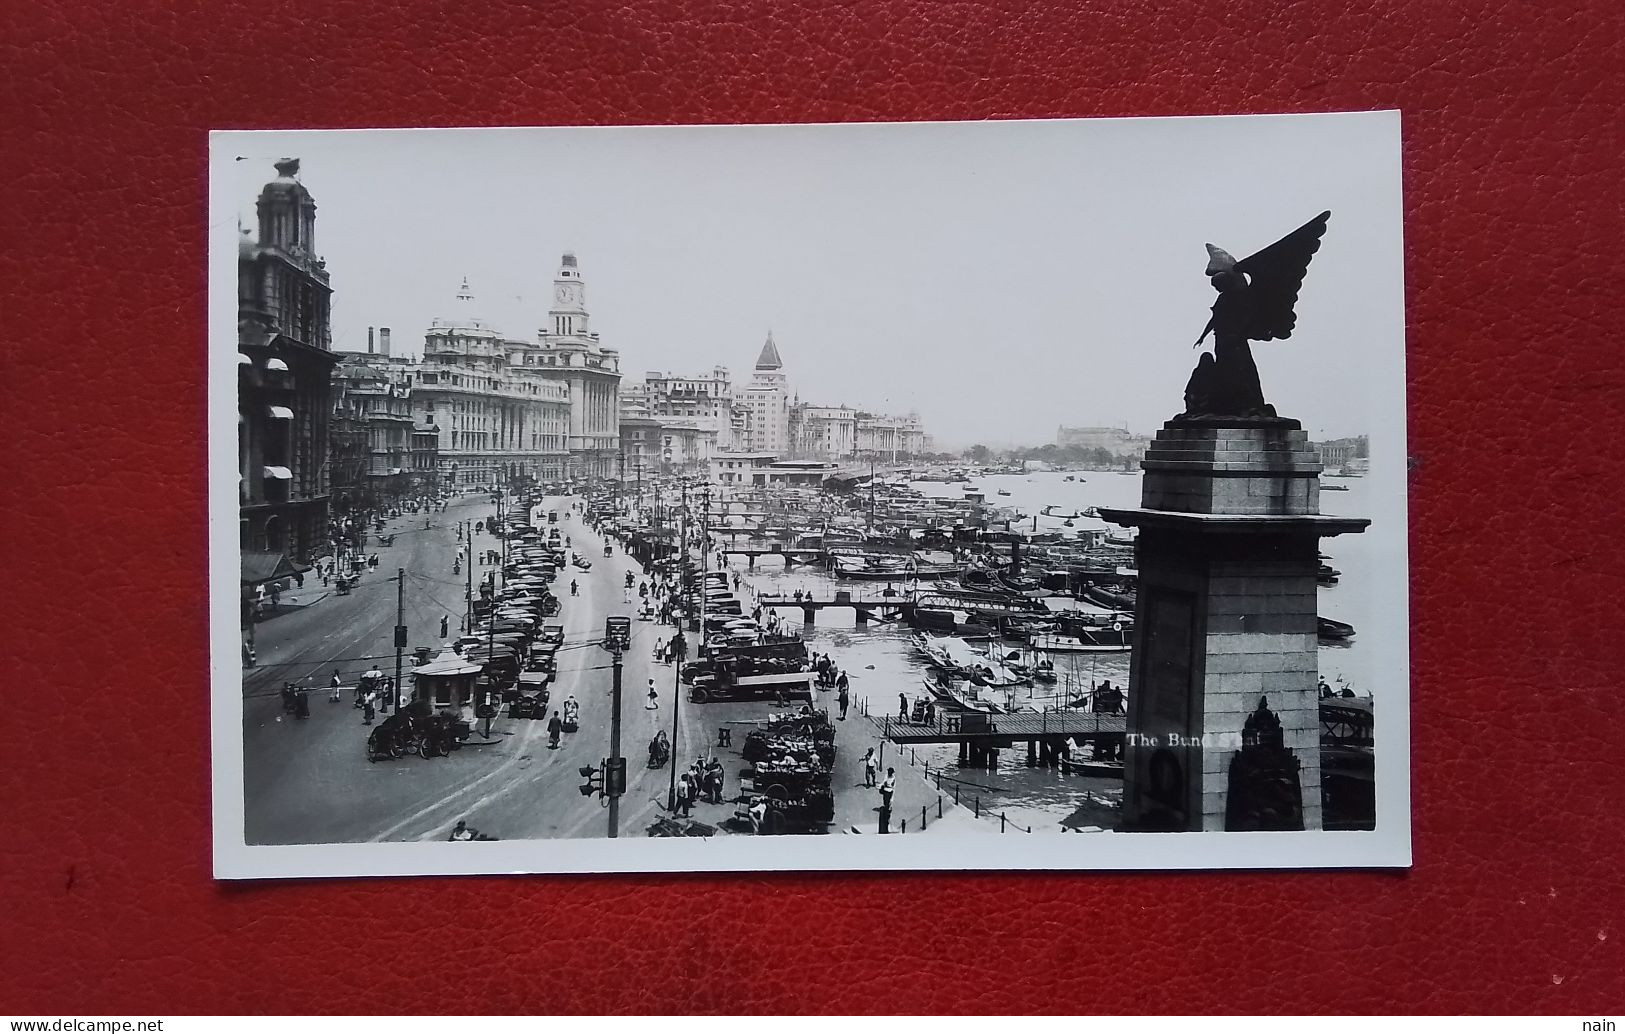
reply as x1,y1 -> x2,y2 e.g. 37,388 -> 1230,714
209,112 -> 1410,877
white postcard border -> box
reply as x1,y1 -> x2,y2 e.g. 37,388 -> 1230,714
209,113 -> 1411,879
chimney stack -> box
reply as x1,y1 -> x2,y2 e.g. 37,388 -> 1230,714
367,327 -> 375,354
380,328 -> 391,357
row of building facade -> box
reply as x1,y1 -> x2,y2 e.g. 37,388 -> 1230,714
237,157 -> 932,567
237,159 -> 622,565
618,335 -> 931,474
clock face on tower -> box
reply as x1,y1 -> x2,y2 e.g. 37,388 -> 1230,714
555,286 -> 569,303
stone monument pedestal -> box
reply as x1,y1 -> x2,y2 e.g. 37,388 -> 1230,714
1100,418 -> 1369,832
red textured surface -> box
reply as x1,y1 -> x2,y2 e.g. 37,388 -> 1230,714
3,0 -> 1623,1016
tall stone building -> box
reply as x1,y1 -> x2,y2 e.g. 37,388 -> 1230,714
737,332 -> 792,454
641,366 -> 738,452
792,405 -> 858,459
413,280 -> 571,488
237,157 -> 337,565
855,411 -> 926,458
535,253 -> 621,477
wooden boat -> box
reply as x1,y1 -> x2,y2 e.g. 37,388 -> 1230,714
1034,613 -> 1134,652
990,648 -> 1056,683
1059,754 -> 1124,779
922,676 -> 1004,714
1032,631 -> 1132,653
831,553 -> 914,580
1080,583 -> 1135,610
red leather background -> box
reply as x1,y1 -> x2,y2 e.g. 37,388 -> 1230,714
3,0 -> 1623,1015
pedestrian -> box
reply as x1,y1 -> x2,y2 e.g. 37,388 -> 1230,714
675,774 -> 693,816
646,677 -> 659,710
898,692 -> 909,721
838,683 -> 850,721
707,759 -> 725,803
653,637 -> 665,665
379,675 -> 392,713
862,748 -> 877,787
329,669 -> 342,703
361,687 -> 376,725
294,681 -> 311,719
880,767 -> 897,811
547,711 -> 563,749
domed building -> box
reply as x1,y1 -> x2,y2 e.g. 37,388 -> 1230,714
236,157 -> 337,569
413,279 -> 570,488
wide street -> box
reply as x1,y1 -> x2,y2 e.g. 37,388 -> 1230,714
243,494 -> 716,843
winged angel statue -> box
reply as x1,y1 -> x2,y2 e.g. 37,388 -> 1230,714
1181,211 -> 1331,420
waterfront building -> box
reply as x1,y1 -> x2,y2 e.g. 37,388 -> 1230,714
1056,424 -> 1152,460
792,405 -> 858,459
619,415 -> 664,477
534,253 -> 621,477
237,157 -> 336,564
736,333 -> 792,454
855,411 -> 926,459
639,366 -> 739,452
1313,435 -> 1369,470
710,451 -> 778,485
414,280 -> 571,488
657,420 -> 718,469
708,452 -> 836,487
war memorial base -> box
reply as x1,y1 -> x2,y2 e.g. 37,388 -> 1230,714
1102,418 -> 1369,833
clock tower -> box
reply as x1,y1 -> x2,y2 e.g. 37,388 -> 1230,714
548,252 -> 589,338
536,251 -> 621,478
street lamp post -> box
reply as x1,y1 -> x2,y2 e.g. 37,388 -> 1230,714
668,490 -> 688,812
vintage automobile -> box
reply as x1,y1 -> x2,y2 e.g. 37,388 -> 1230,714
365,711 -> 472,761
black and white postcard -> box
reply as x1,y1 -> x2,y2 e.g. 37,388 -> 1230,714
210,112 -> 1409,878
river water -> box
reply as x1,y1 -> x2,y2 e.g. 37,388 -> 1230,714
719,469 -> 1379,832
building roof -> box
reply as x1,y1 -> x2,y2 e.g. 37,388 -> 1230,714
241,550 -> 308,586
428,277 -> 498,334
257,158 -> 310,199
755,331 -> 783,370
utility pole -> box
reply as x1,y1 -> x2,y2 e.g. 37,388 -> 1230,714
393,568 -> 406,712
608,643 -> 624,838
868,457 -> 876,534
464,533 -> 474,633
685,485 -> 700,634
669,489 -> 689,811
700,486 -> 711,637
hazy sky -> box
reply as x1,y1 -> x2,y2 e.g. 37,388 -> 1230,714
226,113 -> 1403,447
